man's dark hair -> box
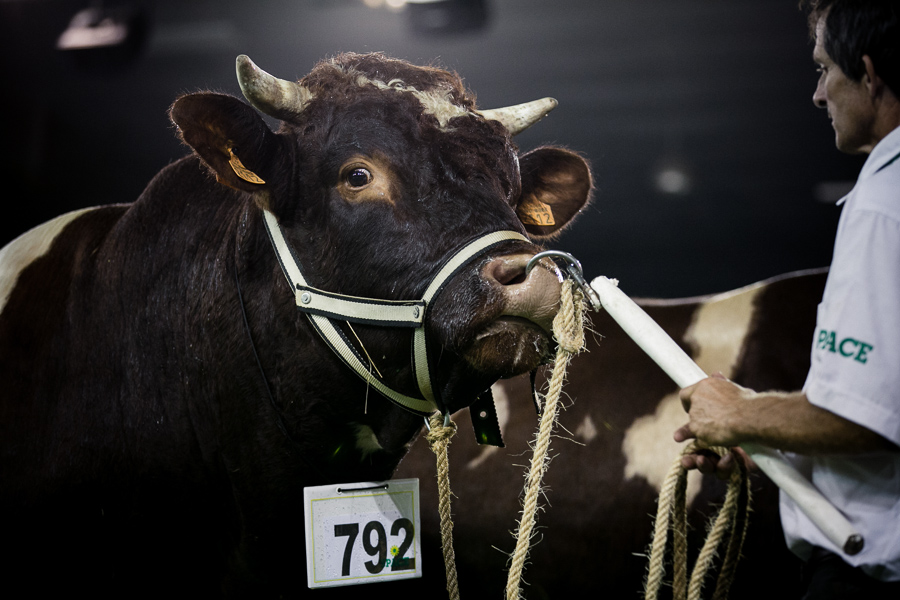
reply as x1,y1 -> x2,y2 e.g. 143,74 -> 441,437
803,0 -> 900,96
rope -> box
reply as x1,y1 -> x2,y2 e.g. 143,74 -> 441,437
424,278 -> 586,600
427,412 -> 461,600
644,442 -> 752,600
505,280 -> 586,600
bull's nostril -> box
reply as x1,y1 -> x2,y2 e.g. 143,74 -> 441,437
489,257 -> 529,286
505,272 -> 527,286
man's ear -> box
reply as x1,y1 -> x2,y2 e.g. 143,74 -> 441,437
516,147 -> 592,238
170,92 -> 280,193
862,55 -> 885,99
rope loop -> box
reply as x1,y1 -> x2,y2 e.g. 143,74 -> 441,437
644,442 -> 752,600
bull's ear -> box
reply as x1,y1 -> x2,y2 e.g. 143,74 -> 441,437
169,92 -> 279,193
516,147 -> 592,238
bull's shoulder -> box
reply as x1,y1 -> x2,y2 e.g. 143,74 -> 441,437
638,269 -> 828,391
633,267 -> 828,310
730,268 -> 828,390
0,206 -> 129,314
0,155 -> 224,318
0,205 -> 130,437
685,268 -> 828,348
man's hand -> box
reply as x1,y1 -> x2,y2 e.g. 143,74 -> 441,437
676,445 -> 756,480
675,374 -> 757,478
676,374 -> 752,447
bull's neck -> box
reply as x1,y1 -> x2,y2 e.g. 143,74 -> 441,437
230,207 -> 424,470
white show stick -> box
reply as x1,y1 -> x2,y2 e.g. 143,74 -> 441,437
589,276 -> 864,556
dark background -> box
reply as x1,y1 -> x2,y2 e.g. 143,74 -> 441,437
1,0 -> 865,297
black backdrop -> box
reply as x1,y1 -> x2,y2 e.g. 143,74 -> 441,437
1,0 -> 865,297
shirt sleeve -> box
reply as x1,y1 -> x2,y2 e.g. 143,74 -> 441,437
804,206 -> 900,446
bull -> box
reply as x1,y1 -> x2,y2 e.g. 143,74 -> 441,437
395,268 -> 827,599
0,52 -> 592,597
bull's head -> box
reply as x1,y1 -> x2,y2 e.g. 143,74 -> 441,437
170,53 -> 591,422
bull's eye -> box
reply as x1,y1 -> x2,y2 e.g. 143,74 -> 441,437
347,168 -> 373,188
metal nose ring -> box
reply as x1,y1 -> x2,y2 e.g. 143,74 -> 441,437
526,250 -> 583,279
526,250 -> 601,312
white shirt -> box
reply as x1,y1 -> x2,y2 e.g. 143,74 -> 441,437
780,125 -> 900,581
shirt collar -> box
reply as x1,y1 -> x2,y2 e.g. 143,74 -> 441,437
837,125 -> 900,205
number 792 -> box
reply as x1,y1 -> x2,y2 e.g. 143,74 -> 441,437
333,518 -> 415,577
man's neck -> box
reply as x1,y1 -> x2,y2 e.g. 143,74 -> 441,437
870,89 -> 900,153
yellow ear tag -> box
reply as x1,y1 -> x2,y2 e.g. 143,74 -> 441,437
228,148 -> 266,185
518,198 -> 556,226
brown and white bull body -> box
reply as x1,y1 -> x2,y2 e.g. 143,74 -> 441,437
0,53 -> 591,597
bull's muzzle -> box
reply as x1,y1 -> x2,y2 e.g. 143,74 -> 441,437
482,253 -> 565,336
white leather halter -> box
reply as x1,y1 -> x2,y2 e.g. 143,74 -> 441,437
262,209 -> 529,416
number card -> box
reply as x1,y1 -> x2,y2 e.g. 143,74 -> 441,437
304,478 -> 422,588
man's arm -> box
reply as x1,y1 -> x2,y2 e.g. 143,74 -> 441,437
674,376 -> 897,477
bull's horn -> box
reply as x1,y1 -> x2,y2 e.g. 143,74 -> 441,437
480,97 -> 558,135
236,55 -> 314,120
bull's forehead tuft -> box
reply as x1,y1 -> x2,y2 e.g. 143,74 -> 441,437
316,55 -> 480,130
353,71 -> 477,129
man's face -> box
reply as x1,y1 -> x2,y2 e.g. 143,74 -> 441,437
812,16 -> 877,154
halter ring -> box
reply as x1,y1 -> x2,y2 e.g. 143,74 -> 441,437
526,250 -> 601,312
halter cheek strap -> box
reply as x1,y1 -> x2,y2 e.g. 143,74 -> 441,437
410,229 -> 533,411
262,209 -> 529,416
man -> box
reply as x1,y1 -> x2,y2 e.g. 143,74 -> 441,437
675,1 -> 900,597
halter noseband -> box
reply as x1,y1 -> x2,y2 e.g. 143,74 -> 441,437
262,209 -> 529,416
